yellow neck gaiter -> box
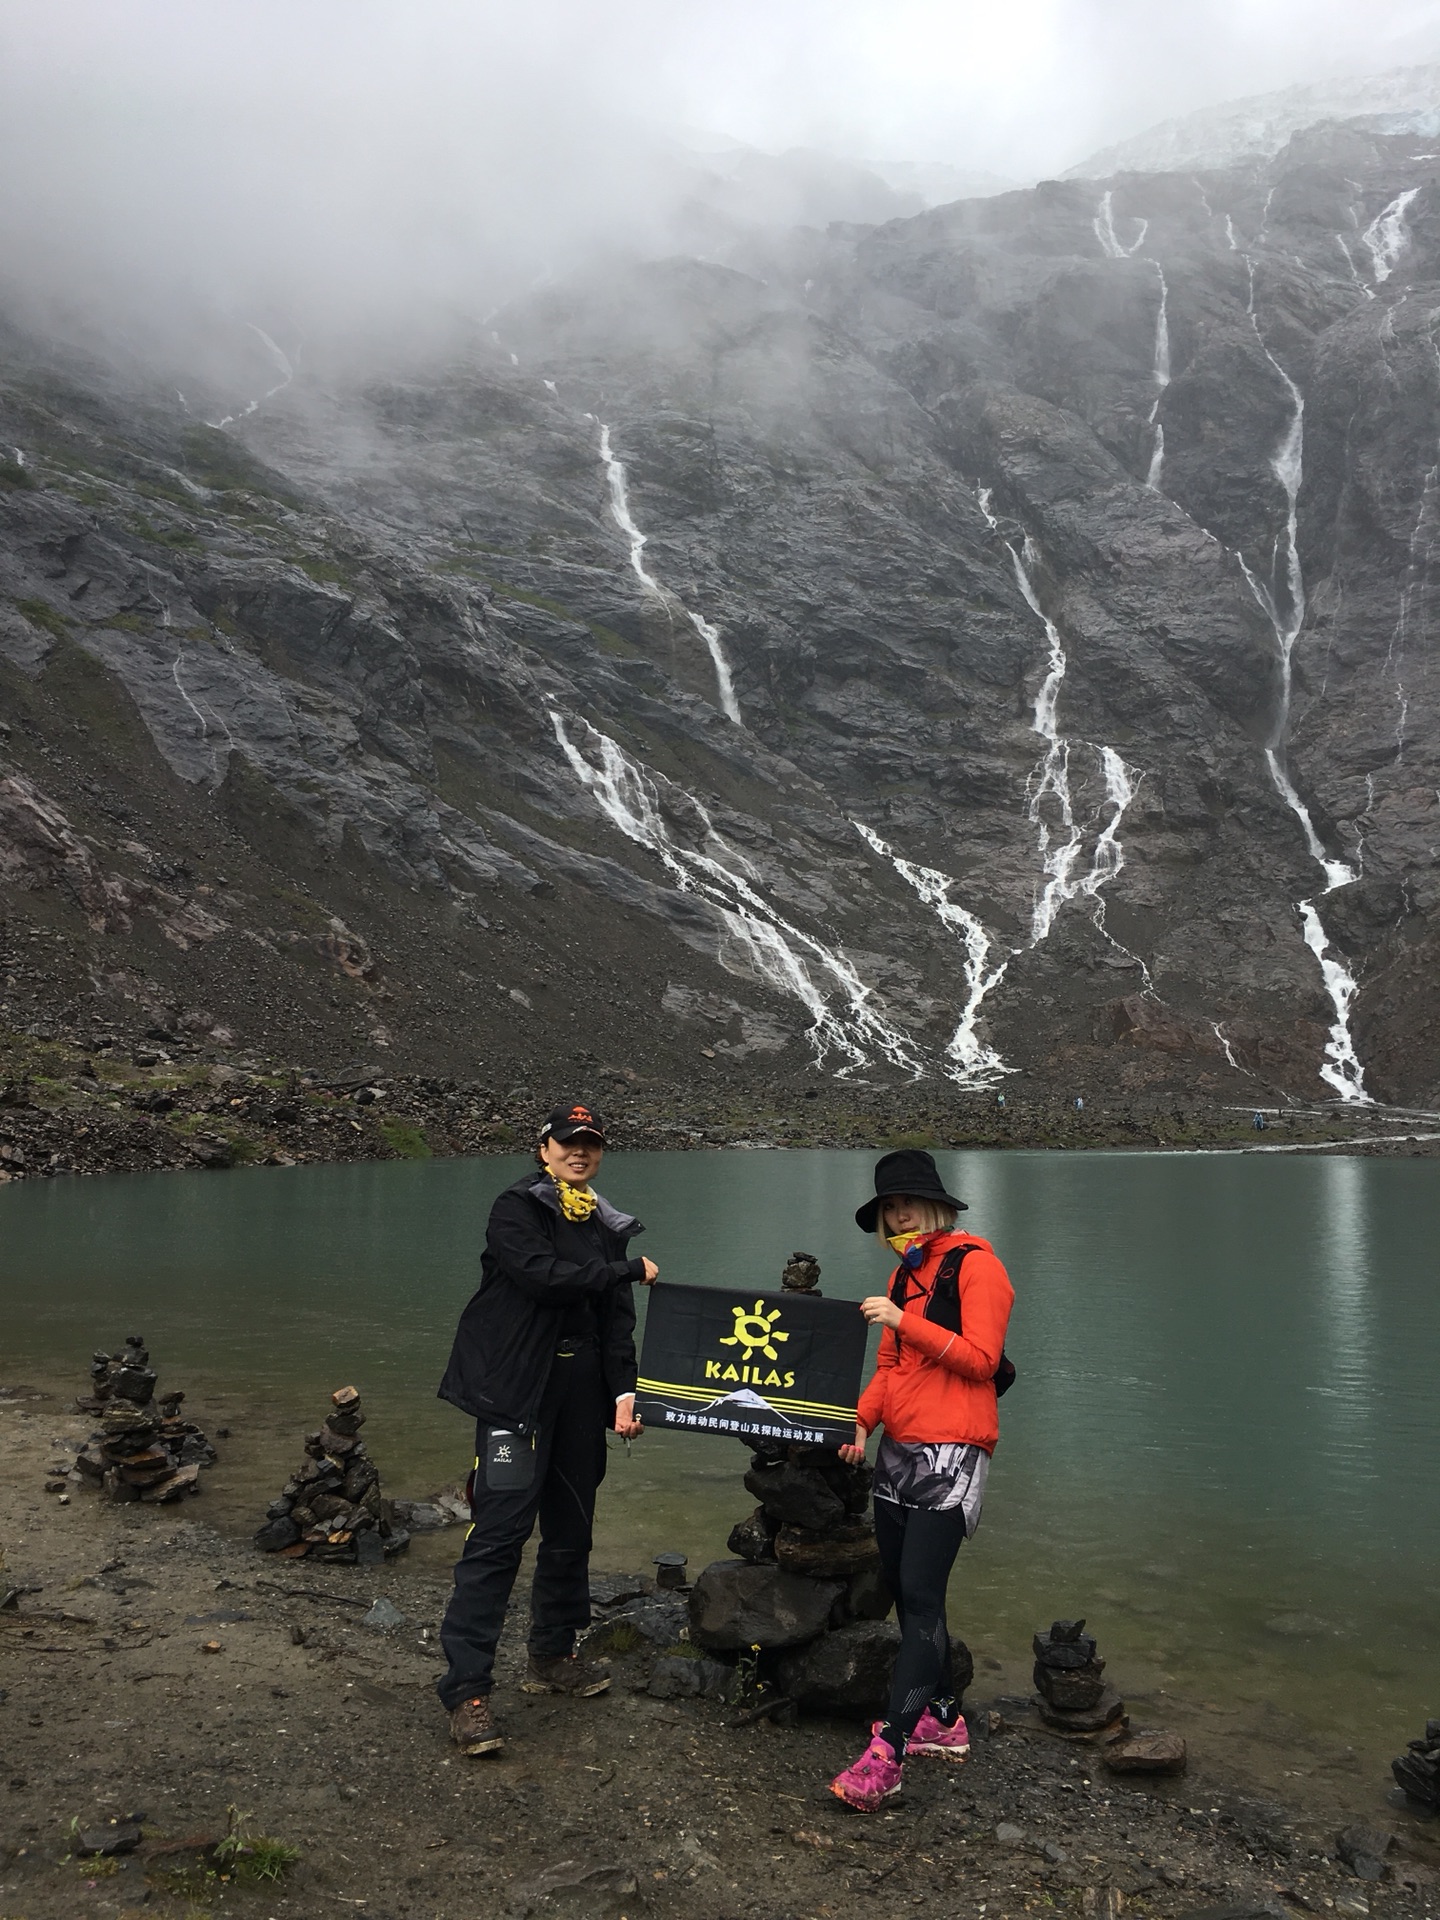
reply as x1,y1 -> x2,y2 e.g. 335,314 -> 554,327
886,1231 -> 925,1256
549,1171 -> 598,1223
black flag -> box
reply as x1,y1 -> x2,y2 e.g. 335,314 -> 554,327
636,1283 -> 867,1446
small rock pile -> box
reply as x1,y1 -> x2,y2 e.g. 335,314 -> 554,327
1032,1619 -> 1126,1735
72,1334 -> 218,1504
1393,1719 -> 1440,1810
253,1386 -> 410,1565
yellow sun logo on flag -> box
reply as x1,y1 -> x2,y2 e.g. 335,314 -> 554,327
719,1300 -> 790,1363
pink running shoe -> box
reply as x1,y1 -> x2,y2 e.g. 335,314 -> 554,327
903,1709 -> 971,1760
829,1734 -> 904,1811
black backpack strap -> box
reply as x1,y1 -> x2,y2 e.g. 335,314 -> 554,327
896,1242 -> 1017,1394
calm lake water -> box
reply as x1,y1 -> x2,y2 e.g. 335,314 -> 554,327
4,1148 -> 1437,1807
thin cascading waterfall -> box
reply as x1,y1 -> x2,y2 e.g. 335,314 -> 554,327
1362,188 -> 1419,284
1236,260 -> 1369,1101
1146,263 -> 1171,490
1093,190 -> 1148,259
589,419 -> 742,725
1077,746 -> 1152,986
851,822 -> 1012,1086
205,325 -> 295,431
548,709 -> 923,1075
976,489 -> 1143,951
977,489 -> 1082,941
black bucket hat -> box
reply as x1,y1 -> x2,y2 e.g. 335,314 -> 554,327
854,1148 -> 967,1234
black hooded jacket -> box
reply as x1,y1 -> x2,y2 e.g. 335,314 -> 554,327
437,1173 -> 646,1433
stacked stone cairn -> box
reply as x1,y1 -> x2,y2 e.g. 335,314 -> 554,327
253,1386 -> 409,1565
686,1253 -> 973,1715
1032,1619 -> 1126,1734
73,1334 -> 217,1504
1393,1719 -> 1440,1810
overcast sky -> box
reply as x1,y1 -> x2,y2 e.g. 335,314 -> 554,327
2,0 -> 1439,351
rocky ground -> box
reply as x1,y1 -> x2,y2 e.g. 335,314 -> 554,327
0,1022 -> 1434,1185
4,1386 -> 1440,1920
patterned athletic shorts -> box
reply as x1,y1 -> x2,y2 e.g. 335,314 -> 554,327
873,1437 -> 990,1534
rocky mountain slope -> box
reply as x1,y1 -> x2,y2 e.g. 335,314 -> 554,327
2,112 -> 1439,1107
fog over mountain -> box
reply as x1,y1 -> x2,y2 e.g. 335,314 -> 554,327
3,3 -> 1440,1112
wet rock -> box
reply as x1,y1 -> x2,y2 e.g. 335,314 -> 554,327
688,1561 -> 842,1652
76,1820 -> 143,1857
743,1460 -> 845,1532
584,1592 -> 688,1652
780,1252 -> 821,1292
996,1822 -> 1028,1846
1104,1729 -> 1188,1774
1337,1826 -> 1394,1880
362,1596 -> 407,1631
1036,1685 -> 1127,1733
776,1620 -> 901,1709
773,1519 -> 879,1578
835,1562 -> 894,1624
254,1515 -> 301,1552
726,1506 -> 778,1564
647,1654 -> 731,1701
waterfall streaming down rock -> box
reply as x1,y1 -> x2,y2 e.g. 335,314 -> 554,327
1235,264 -> 1369,1101
548,710 -> 922,1075
975,490 -> 1144,960
1146,264 -> 1172,490
592,420 -> 743,725
1362,187 -> 1420,283
1093,190 -> 1149,259
851,823 -> 1012,1086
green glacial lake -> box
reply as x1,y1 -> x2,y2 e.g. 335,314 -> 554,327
3,1148 -> 1437,1807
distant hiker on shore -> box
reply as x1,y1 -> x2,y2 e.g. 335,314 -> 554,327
434,1100 -> 658,1756
830,1148 -> 1014,1811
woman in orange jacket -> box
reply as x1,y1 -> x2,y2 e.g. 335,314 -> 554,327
829,1149 -> 1014,1811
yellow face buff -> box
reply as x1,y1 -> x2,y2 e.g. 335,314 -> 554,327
550,1171 -> 598,1222
886,1231 -> 924,1256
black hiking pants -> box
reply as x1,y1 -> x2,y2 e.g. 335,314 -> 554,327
873,1496 -> 969,1742
437,1344 -> 607,1708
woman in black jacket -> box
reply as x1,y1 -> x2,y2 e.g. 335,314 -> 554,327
436,1100 -> 657,1755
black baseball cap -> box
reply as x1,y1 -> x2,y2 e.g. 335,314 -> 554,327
541,1100 -> 607,1146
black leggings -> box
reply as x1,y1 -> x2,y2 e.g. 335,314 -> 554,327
873,1497 -> 969,1749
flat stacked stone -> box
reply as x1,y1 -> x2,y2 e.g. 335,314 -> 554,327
253,1385 -> 409,1565
71,1336 -> 217,1504
1032,1618 -> 1127,1734
1393,1719 -> 1440,1810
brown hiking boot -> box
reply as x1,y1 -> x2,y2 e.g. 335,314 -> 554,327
449,1694 -> 503,1755
522,1652 -> 611,1696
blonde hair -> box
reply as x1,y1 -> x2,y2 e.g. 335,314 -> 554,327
875,1197 -> 958,1249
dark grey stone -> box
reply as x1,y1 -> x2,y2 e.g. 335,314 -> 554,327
687,1560 -> 842,1652
775,1619 -> 901,1709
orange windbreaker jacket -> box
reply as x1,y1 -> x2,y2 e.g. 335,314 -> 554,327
855,1231 -> 1014,1452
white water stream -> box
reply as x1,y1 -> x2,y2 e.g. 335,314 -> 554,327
1146,264 -> 1172,490
1362,188 -> 1419,284
851,823 -> 1012,1086
590,420 -> 742,725
1235,260 -> 1369,1101
1093,191 -> 1148,259
976,489 -> 1144,957
205,326 -> 295,431
549,710 -> 921,1074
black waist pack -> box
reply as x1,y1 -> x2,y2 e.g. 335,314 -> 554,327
483,1427 -> 536,1491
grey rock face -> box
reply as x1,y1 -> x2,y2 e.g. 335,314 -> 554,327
775,1619 -> 902,1709
2,115 -> 1439,1099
